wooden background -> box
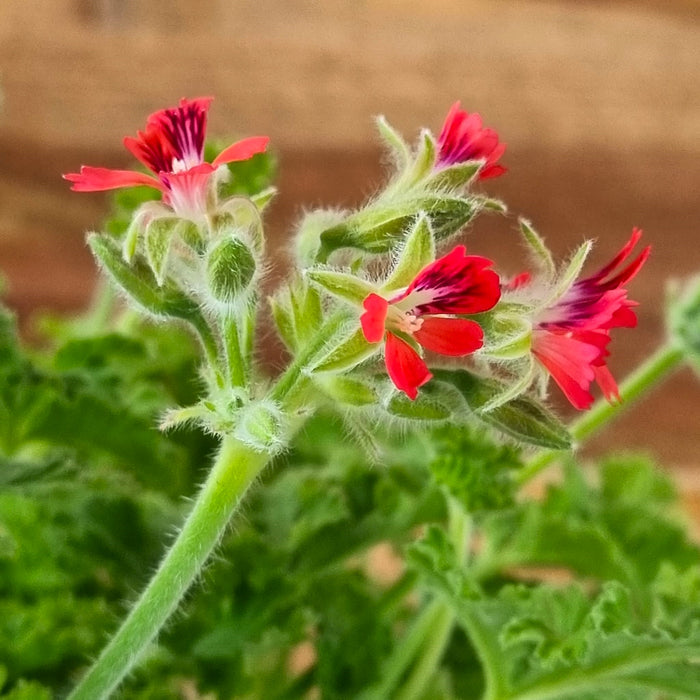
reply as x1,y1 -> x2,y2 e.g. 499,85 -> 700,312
0,1 -> 698,511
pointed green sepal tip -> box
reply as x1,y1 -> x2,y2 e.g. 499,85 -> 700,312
206,235 -> 256,305
382,214 -> 435,292
306,269 -> 376,306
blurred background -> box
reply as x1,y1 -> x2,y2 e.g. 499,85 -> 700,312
0,1 -> 698,475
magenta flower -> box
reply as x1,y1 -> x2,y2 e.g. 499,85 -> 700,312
64,97 -> 269,218
360,245 -> 501,399
436,101 -> 506,179
532,228 -> 650,410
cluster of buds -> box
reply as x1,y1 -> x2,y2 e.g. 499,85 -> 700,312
66,97 -> 650,451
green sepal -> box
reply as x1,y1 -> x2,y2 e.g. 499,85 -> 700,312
376,115 -> 411,169
206,235 -> 256,304
250,186 -> 277,212
519,218 -> 555,280
385,391 -> 451,422
433,368 -> 572,449
382,214 -> 435,292
144,217 -> 177,285
481,313 -> 532,360
312,327 -> 377,373
318,196 -> 476,259
424,161 -> 481,191
543,240 -> 592,309
89,234 -> 203,321
269,294 -> 297,352
316,375 -> 378,406
404,129 -> 437,185
306,269 -> 376,307
270,276 -> 323,352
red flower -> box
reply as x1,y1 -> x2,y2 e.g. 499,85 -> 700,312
436,102 -> 506,179
532,228 -> 650,410
360,245 -> 501,399
64,97 -> 269,218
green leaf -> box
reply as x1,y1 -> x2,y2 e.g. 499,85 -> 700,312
429,425 -> 521,512
306,269 -> 376,306
433,369 -> 572,449
404,129 -> 437,185
382,214 -> 435,292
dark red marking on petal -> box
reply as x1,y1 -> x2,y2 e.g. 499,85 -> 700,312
405,246 -> 501,315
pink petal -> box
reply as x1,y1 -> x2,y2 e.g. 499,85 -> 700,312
63,167 -> 163,192
212,136 -> 270,166
414,317 -> 483,356
360,293 -> 389,343
532,330 -> 602,410
385,333 -> 432,400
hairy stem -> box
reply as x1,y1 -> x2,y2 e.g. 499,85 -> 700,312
516,341 -> 685,486
67,437 -> 268,700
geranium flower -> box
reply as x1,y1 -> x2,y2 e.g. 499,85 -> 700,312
436,101 -> 506,179
532,228 -> 650,410
64,97 -> 269,219
360,245 -> 501,399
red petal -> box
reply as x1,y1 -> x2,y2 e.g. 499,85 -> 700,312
414,317 -> 483,356
403,245 -> 501,315
532,330 -> 601,410
594,365 -> 621,403
63,167 -> 163,192
212,136 -> 270,166
360,293 -> 389,343
385,333 -> 432,400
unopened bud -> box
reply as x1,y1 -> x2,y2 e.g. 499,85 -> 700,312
206,235 -> 256,304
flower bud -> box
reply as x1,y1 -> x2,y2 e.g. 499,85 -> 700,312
234,400 -> 287,453
205,234 -> 256,305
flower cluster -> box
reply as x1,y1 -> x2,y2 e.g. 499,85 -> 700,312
66,98 -> 648,415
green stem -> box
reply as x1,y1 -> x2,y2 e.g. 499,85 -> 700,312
392,498 -> 472,700
67,437 -> 268,700
516,341 -> 685,486
394,605 -> 454,700
221,313 -> 246,387
67,310 -> 350,699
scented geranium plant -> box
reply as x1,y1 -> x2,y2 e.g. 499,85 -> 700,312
2,98 -> 700,700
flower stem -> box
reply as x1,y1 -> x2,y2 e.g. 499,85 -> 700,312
67,437 -> 268,700
516,341 -> 685,486
389,498 -> 471,700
